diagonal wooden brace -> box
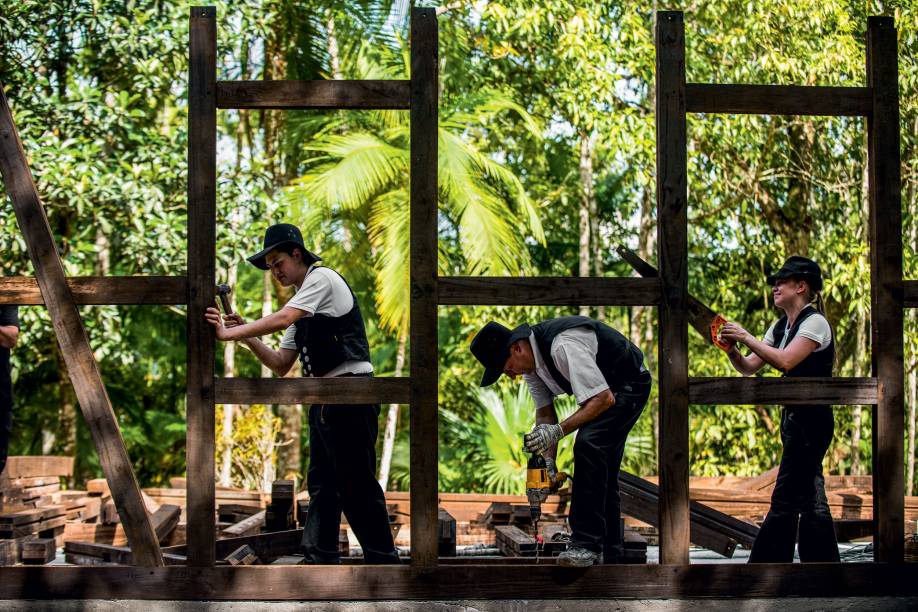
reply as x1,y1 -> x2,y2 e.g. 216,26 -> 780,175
0,86 -> 164,567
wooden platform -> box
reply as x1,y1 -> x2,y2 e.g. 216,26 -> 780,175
1,564 -> 917,600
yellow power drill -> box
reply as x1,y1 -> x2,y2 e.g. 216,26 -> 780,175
525,453 -> 569,522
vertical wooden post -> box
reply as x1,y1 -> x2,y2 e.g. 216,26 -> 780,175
655,11 -> 690,565
187,5 -> 217,567
0,89 -> 164,567
867,15 -> 905,563
409,6 -> 439,569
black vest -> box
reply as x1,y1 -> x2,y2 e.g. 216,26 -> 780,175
292,269 -> 371,377
531,316 -> 645,395
772,306 -> 834,378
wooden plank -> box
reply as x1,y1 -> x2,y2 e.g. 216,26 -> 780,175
905,280 -> 918,307
438,509 -> 456,557
151,505 -> 181,542
63,521 -> 127,546
214,377 -> 410,405
164,528 -> 302,561
655,10 -> 690,565
2,564 -> 918,599
0,457 -> 73,480
688,377 -> 879,405
0,88 -> 163,568
63,541 -> 186,566
20,538 -> 55,564
0,276 -> 187,305
409,6 -> 439,570
216,80 -> 410,110
186,5 -> 218,568
686,84 -> 872,116
436,277 -> 661,306
867,15 -> 905,564
0,538 -> 17,565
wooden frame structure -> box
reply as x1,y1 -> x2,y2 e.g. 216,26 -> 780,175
1,7 -> 917,601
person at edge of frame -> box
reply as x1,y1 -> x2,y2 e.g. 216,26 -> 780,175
0,305 -> 20,475
720,255 -> 840,563
204,223 -> 399,565
469,315 -> 651,568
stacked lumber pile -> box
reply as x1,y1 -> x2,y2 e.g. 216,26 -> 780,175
0,456 -> 74,565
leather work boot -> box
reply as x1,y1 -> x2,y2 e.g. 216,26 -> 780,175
557,546 -> 602,567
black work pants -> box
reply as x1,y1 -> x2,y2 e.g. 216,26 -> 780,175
301,398 -> 399,564
568,372 -> 650,562
749,406 -> 839,563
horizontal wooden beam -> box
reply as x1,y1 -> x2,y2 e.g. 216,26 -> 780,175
214,377 -> 411,405
0,564 -> 916,599
0,276 -> 187,305
689,376 -> 878,405
216,80 -> 411,110
686,84 -> 873,116
437,277 -> 661,306
905,280 -> 918,307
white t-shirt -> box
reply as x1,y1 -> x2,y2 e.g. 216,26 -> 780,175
523,327 -> 611,408
280,266 -> 373,377
763,307 -> 832,352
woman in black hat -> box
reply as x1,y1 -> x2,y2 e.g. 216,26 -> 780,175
720,255 -> 840,563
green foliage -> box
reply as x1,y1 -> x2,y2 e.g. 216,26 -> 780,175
215,404 -> 282,490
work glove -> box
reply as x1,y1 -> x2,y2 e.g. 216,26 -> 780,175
523,423 -> 564,455
544,457 -> 558,480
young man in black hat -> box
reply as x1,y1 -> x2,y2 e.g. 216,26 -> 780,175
204,222 -> 399,564
721,255 -> 839,563
0,305 -> 19,475
470,315 -> 651,567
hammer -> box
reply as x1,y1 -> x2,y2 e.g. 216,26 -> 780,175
216,284 -> 234,314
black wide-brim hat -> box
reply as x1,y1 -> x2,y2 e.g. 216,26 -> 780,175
766,255 -> 823,292
470,321 -> 532,387
247,223 -> 322,270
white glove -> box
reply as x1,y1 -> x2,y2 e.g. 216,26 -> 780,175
524,423 -> 564,454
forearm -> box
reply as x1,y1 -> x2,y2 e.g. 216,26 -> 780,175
0,326 -> 18,349
727,346 -> 758,376
222,310 -> 294,342
240,338 -> 293,376
559,390 -> 614,436
742,335 -> 794,372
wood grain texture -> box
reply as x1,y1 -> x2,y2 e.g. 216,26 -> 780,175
688,377 -> 879,405
0,88 -> 163,567
214,377 -> 410,405
436,276 -> 661,306
0,276 -> 186,305
186,5 -> 218,567
1,564 -> 918,599
216,80 -> 410,109
867,15 -> 905,564
655,10 -> 690,565
686,84 -> 872,116
409,6 -> 439,569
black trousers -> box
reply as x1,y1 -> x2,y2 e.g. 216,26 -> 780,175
749,406 -> 839,563
568,372 -> 651,562
300,399 -> 399,564
0,394 -> 10,475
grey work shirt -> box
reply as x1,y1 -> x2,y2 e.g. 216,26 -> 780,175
522,327 -> 610,409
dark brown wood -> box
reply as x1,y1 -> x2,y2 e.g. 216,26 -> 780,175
905,280 -> 918,307
64,541 -> 187,566
20,538 -> 55,565
164,528 -> 302,561
214,377 -> 410,405
0,87 -> 163,567
438,508 -> 456,557
688,377 -> 879,405
187,5 -> 218,567
686,83 -> 872,116
409,6 -> 439,570
0,539 -> 17,565
2,564 -> 918,599
655,10 -> 690,565
0,456 -> 73,479
436,276 -> 661,306
151,505 -> 181,542
216,80 -> 410,110
0,276 -> 186,305
221,510 -> 266,538
867,15 -> 905,564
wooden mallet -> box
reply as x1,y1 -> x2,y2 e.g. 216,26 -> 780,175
216,284 -> 234,314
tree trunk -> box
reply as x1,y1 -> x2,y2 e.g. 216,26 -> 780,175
378,329 -> 407,490
51,342 -> 76,457
578,132 -> 593,317
906,117 -> 918,494
851,129 -> 872,475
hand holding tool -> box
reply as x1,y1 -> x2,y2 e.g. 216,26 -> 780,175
523,423 -> 564,454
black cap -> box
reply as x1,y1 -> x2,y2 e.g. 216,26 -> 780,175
470,321 -> 532,387
766,256 -> 823,292
247,223 -> 322,270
